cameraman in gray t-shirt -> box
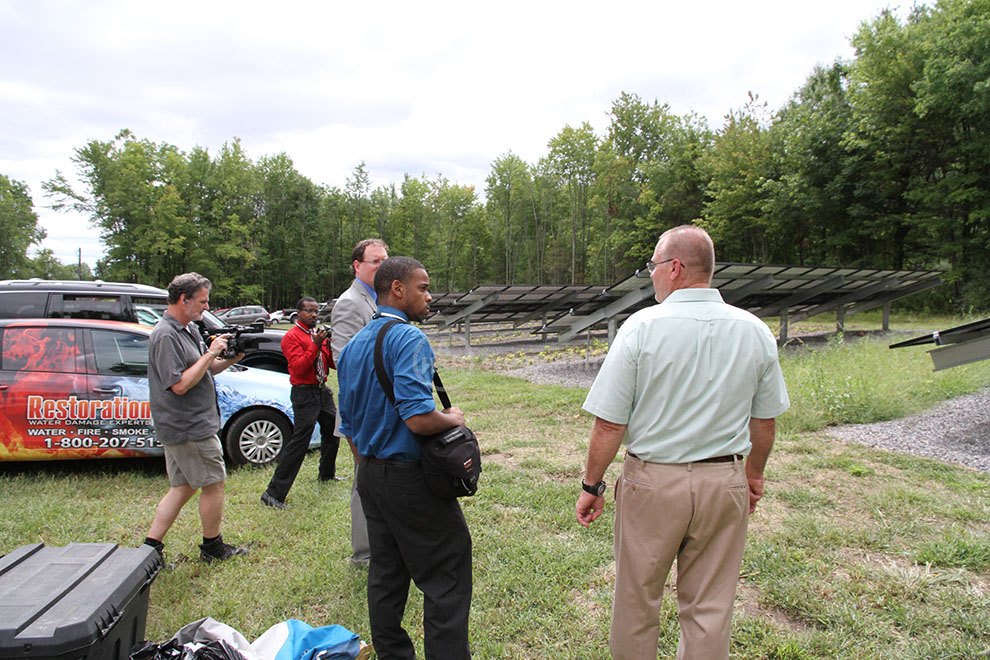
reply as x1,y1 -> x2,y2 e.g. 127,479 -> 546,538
142,273 -> 248,563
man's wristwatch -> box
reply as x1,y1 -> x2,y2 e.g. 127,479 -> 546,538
582,479 -> 606,496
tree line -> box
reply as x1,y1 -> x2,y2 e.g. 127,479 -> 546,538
2,0 -> 987,312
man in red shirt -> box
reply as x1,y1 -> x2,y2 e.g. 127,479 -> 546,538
261,296 -> 338,509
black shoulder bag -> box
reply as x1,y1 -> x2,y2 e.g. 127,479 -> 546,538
374,319 -> 482,499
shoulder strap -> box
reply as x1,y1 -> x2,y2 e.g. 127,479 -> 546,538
373,319 -> 404,404
373,319 -> 452,409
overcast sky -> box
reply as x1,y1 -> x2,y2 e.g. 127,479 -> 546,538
1,0 -> 909,268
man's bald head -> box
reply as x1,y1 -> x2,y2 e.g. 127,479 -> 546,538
656,225 -> 715,284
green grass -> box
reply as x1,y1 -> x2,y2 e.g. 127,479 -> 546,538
2,330 -> 989,658
778,333 -> 990,432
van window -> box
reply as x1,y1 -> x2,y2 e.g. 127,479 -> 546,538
91,329 -> 149,376
133,295 -> 168,315
1,327 -> 80,373
0,292 -> 48,319
59,295 -> 125,321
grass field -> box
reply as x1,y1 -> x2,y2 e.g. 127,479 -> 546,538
2,329 -> 989,658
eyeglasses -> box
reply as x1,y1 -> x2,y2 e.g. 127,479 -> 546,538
636,257 -> 678,277
359,259 -> 386,266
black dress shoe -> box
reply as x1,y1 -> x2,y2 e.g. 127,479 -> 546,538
260,492 -> 289,509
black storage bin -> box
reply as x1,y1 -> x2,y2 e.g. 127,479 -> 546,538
0,543 -> 162,660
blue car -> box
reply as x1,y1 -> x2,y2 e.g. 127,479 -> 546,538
0,318 -> 317,465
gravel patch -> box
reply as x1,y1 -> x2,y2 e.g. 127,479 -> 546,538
825,388 -> 990,473
506,355 -> 605,389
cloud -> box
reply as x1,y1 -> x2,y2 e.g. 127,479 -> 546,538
0,0 -> 905,266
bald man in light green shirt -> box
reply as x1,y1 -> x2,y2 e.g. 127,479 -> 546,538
576,225 -> 789,660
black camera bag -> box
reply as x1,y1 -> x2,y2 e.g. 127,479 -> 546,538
374,319 -> 481,499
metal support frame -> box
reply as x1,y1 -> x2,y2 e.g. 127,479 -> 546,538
513,291 -> 579,328
789,278 -> 899,325
843,278 -> 942,316
929,335 -> 990,371
558,284 -> 656,343
757,275 -> 845,317
433,291 -> 500,329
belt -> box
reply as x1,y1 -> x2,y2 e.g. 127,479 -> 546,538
627,451 -> 743,465
694,454 -> 743,463
293,383 -> 326,389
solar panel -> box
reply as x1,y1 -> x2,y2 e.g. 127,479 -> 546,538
422,263 -> 944,345
889,318 -> 990,349
890,317 -> 990,370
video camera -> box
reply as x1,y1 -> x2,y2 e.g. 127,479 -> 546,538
199,320 -> 266,359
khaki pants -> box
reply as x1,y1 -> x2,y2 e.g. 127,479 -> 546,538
610,455 -> 749,660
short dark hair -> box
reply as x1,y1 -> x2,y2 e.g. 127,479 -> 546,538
166,272 -> 211,304
350,238 -> 389,275
374,256 -> 425,297
296,296 -> 317,311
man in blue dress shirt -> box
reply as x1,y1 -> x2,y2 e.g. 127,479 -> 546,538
337,256 -> 471,660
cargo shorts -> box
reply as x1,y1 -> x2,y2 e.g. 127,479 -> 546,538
163,435 -> 226,489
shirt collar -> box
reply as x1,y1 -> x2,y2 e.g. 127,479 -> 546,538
662,288 -> 724,304
375,305 -> 409,322
162,310 -> 190,330
357,278 -> 377,302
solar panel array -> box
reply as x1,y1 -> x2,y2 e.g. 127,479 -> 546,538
424,263 -> 944,343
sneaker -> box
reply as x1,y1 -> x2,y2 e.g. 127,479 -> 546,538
349,555 -> 370,568
200,536 -> 249,563
260,491 -> 289,509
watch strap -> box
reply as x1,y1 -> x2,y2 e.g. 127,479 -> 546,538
582,480 -> 606,496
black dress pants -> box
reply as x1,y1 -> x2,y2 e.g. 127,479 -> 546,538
358,458 -> 472,660
266,384 -> 337,501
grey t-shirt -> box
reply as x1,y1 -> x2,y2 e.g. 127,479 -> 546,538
148,312 -> 220,444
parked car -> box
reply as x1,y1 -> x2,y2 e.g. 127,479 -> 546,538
216,305 -> 271,326
269,308 -> 298,324
134,305 -> 163,326
0,318 -> 317,465
317,300 -> 335,324
0,280 -> 289,373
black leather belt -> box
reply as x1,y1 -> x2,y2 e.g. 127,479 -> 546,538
695,454 -> 743,463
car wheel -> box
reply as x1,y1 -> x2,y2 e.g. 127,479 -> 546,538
225,409 -> 290,466
288,312 -> 298,323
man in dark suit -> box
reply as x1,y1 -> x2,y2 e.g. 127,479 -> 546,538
331,237 -> 388,566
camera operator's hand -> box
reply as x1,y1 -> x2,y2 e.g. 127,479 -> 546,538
209,333 -> 233,358
313,327 -> 329,345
